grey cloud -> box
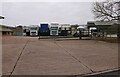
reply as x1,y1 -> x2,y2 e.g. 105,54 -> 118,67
2,2 -> 94,26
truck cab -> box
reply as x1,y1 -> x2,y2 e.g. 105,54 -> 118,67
50,23 -> 59,36
29,25 -> 39,36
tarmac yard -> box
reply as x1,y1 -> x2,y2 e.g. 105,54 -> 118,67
2,36 -> 119,76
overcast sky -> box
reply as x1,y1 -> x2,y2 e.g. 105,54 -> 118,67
1,2 -> 95,26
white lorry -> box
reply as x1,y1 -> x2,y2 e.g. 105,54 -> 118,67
77,26 -> 97,37
29,25 -> 39,36
50,23 -> 59,36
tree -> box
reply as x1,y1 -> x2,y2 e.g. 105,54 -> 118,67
0,16 -> 4,19
92,0 -> 120,21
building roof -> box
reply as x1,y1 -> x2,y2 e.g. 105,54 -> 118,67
95,21 -> 119,25
77,26 -> 85,29
87,21 -> 120,26
0,25 -> 13,32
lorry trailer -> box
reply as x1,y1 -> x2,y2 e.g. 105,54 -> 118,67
40,23 -> 50,36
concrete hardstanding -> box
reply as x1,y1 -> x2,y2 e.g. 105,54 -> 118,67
2,36 -> 118,75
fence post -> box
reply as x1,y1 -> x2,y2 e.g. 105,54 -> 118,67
79,29 -> 82,39
38,30 -> 40,39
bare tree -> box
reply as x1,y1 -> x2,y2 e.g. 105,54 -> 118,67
92,0 -> 120,21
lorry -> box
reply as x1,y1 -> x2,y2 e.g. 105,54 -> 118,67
74,26 -> 97,37
40,23 -> 50,36
74,26 -> 88,37
29,25 -> 39,36
50,23 -> 59,36
23,26 -> 30,36
60,24 -> 71,36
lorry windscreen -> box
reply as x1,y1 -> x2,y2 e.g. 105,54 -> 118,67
30,27 -> 37,30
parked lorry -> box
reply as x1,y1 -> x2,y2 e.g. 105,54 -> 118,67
60,24 -> 71,36
29,25 -> 39,36
50,23 -> 59,36
74,26 -> 97,37
23,26 -> 30,36
40,23 -> 50,36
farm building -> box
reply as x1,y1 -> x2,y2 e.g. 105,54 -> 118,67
0,25 -> 13,36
